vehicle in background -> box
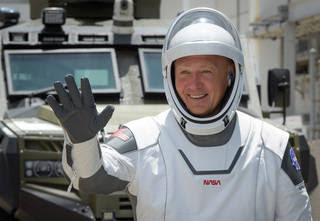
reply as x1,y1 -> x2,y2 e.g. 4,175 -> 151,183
0,0 -> 168,220
0,1 -> 315,220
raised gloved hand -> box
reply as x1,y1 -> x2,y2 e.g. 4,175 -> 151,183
46,75 -> 114,143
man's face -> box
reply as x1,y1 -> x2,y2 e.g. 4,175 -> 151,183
174,55 -> 234,117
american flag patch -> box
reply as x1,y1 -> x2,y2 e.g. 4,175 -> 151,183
111,128 -> 129,141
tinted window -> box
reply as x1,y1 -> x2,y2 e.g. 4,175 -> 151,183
6,50 -> 119,94
139,49 -> 164,92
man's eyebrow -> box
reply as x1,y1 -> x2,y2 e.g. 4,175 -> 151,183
176,63 -> 191,68
199,64 -> 215,68
199,64 -> 219,71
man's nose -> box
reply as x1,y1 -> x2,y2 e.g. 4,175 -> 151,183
189,73 -> 203,89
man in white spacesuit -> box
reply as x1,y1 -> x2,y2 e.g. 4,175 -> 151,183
46,7 -> 312,221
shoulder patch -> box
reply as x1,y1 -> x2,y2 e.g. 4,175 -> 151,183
106,127 -> 137,154
281,142 -> 304,186
110,128 -> 130,141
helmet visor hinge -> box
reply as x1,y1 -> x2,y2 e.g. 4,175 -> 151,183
223,115 -> 230,127
180,117 -> 187,128
165,65 -> 168,78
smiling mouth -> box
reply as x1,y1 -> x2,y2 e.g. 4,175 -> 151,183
189,94 -> 207,99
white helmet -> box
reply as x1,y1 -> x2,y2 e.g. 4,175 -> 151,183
162,7 -> 244,135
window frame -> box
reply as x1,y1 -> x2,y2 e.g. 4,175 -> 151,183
138,48 -> 164,93
4,48 -> 121,95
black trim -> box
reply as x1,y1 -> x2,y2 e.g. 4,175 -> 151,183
178,146 -> 244,175
66,144 -> 73,167
79,167 -> 128,195
97,140 -> 102,159
281,143 -> 304,186
183,114 -> 237,147
113,20 -> 133,27
297,134 -> 310,184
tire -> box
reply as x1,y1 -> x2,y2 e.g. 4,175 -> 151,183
0,208 -> 16,221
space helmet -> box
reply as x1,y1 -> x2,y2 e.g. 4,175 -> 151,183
162,7 -> 244,135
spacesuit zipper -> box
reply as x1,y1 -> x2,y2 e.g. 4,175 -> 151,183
67,168 -> 77,193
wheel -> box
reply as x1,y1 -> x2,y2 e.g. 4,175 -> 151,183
0,208 -> 10,221
0,208 -> 16,221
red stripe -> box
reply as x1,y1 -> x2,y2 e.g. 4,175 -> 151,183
111,128 -> 129,141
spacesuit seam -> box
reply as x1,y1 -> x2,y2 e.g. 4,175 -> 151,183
242,114 -> 253,149
260,121 -> 289,159
155,136 -> 167,221
260,121 -> 283,218
260,121 -> 281,160
274,162 -> 284,218
260,122 -> 283,168
126,147 -> 139,188
262,143 -> 282,162
151,118 -> 167,221
255,120 -> 264,220
254,147 -> 262,219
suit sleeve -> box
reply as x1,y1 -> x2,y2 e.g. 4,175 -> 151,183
62,127 -> 138,195
61,130 -> 80,189
275,143 -> 313,221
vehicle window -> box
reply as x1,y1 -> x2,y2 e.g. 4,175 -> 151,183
138,48 -> 164,93
4,49 -> 120,95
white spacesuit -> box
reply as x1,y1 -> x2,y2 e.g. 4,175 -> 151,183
58,7 -> 312,221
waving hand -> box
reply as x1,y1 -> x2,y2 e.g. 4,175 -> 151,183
46,75 -> 114,143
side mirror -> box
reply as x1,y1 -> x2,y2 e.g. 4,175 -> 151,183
268,68 -> 290,107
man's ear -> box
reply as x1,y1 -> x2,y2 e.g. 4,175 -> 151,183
227,62 -> 236,85
228,71 -> 233,87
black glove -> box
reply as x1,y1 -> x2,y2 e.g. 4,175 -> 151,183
46,75 -> 114,143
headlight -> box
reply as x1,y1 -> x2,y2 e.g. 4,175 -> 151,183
54,161 -> 64,177
102,210 -> 115,221
24,160 -> 63,178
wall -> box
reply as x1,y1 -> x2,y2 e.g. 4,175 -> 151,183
257,0 -> 287,21
257,38 -> 282,112
216,0 -> 249,34
160,0 -> 217,19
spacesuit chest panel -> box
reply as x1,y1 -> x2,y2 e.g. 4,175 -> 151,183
156,111 -> 264,220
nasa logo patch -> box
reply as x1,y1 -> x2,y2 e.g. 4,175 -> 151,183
290,148 -> 300,171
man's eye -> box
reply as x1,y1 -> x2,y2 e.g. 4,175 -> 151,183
180,71 -> 189,75
202,70 -> 212,74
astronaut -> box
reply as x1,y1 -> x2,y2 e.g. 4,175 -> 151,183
46,7 -> 312,221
